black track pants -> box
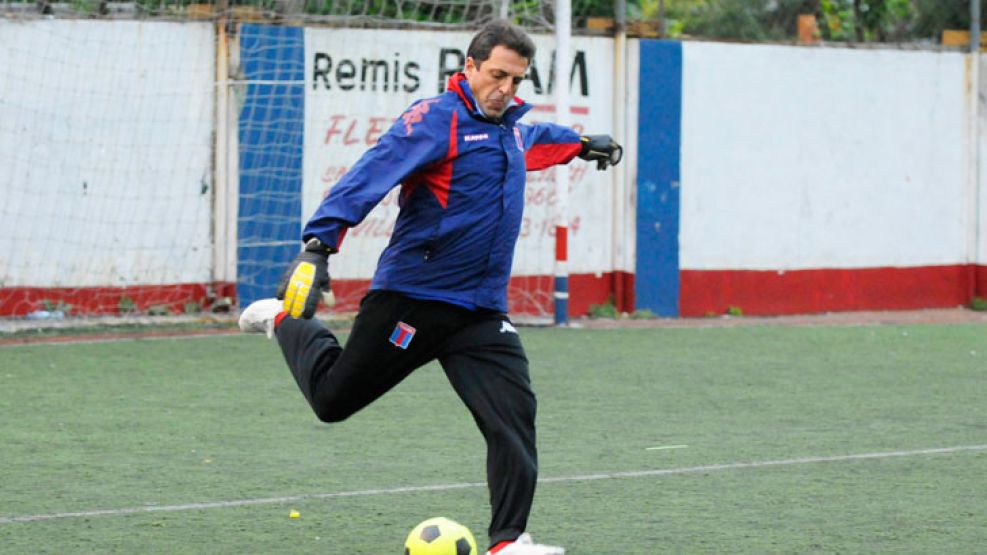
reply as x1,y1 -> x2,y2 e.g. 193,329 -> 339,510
275,290 -> 536,546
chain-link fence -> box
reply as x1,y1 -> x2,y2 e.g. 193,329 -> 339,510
1,0 -> 982,44
0,0 -> 560,31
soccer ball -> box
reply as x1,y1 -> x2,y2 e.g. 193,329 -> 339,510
404,517 -> 478,555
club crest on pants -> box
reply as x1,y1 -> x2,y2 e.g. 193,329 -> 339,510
389,321 -> 416,349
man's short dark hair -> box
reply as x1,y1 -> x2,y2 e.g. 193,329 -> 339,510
467,19 -> 536,66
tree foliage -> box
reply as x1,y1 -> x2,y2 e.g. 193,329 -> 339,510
618,0 -> 985,43
17,0 -> 985,42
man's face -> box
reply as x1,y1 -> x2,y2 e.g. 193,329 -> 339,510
464,45 -> 529,118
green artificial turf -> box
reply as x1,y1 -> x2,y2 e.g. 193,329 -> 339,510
1,322 -> 985,553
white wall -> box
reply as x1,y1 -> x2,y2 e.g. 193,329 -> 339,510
978,54 -> 987,267
614,36 -> 639,277
679,42 -> 969,271
3,21 -> 979,298
0,20 -> 215,287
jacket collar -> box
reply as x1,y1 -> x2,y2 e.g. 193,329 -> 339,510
446,72 -> 531,124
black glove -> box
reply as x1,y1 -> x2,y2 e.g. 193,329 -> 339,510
579,135 -> 623,170
275,238 -> 331,319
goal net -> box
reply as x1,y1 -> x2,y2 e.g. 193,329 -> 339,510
0,18 -> 219,321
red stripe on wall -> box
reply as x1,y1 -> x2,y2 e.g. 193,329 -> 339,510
14,265 -> 977,319
328,272 -> 629,316
315,265 -> 985,318
680,264 -> 984,317
613,271 -> 636,313
530,104 -> 590,115
0,282 -> 237,317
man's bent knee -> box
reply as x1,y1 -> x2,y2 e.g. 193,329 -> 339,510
312,402 -> 353,423
310,390 -> 366,423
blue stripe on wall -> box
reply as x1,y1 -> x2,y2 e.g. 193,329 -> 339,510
635,40 -> 682,317
237,24 -> 305,307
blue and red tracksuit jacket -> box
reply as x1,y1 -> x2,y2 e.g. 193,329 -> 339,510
303,72 -> 583,312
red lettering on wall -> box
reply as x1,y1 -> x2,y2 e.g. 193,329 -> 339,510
323,115 -> 398,147
366,117 -> 387,145
321,165 -> 349,184
323,114 -> 348,144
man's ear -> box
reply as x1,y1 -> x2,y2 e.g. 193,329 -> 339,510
464,56 -> 479,76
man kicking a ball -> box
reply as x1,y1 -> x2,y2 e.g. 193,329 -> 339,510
240,19 -> 622,555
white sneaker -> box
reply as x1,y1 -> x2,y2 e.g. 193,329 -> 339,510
488,533 -> 565,555
238,298 -> 283,338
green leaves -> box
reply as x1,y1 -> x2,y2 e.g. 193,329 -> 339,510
625,0 -> 983,43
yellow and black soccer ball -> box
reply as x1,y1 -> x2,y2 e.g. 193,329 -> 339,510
404,517 -> 478,555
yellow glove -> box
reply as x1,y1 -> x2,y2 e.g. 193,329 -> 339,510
275,238 -> 331,319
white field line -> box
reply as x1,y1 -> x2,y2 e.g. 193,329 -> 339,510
2,444 -> 985,525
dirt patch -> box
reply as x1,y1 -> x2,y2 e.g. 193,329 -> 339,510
572,308 -> 987,329
0,313 -> 354,347
0,327 -> 242,347
3,308 -> 985,347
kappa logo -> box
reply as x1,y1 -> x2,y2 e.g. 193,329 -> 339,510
389,321 -> 417,349
464,133 -> 489,142
499,320 -> 517,334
